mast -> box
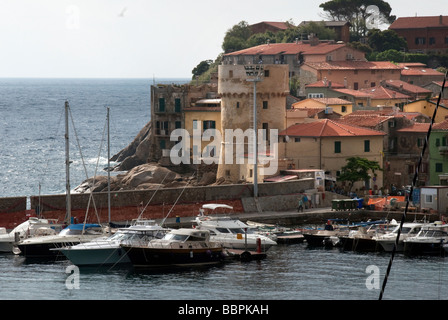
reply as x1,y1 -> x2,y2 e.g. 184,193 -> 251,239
107,107 -> 111,233
65,101 -> 72,225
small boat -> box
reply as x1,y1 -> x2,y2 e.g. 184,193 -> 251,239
403,222 -> 448,256
246,221 -> 304,244
57,219 -> 169,266
121,228 -> 225,268
337,220 -> 397,252
0,217 -> 62,253
194,204 -> 277,251
302,219 -> 350,247
375,222 -> 425,252
16,223 -> 105,258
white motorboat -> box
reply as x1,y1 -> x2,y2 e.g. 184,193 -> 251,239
0,217 -> 62,253
17,223 -> 105,258
121,228 -> 225,268
194,204 -> 277,251
57,219 -> 169,266
403,222 -> 448,256
375,222 -> 425,252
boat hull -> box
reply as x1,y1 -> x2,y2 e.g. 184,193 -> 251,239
60,247 -> 130,266
18,240 -> 81,259
0,241 -> 14,253
404,241 -> 447,256
123,246 -> 225,268
338,236 -> 383,252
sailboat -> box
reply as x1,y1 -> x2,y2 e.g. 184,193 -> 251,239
16,101 -> 107,259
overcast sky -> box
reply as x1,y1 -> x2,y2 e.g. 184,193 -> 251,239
0,0 -> 445,79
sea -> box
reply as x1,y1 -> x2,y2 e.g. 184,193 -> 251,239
0,78 -> 447,305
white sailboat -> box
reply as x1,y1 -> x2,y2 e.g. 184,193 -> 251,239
16,101 -> 107,259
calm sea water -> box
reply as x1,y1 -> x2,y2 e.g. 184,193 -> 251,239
0,78 -> 447,302
0,244 -> 447,301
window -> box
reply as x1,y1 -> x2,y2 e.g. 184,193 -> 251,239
193,120 -> 198,129
388,120 -> 396,128
263,101 -> 268,109
445,37 -> 448,44
341,106 -> 346,112
262,123 -> 268,141
203,120 -> 216,130
436,138 -> 440,147
415,37 -> 426,45
354,82 -> 359,90
364,140 -> 370,152
417,138 -> 424,147
294,137 -> 301,142
229,70 -> 233,78
371,82 -> 376,87
159,139 -> 166,149
334,141 -> 341,153
175,121 -> 182,129
264,70 -> 270,77
429,37 -> 436,45
308,93 -> 324,98
236,102 -> 240,109
158,98 -> 165,112
425,194 -> 433,203
174,98 -> 181,112
436,163 -> 443,172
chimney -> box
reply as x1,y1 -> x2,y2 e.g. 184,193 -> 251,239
309,33 -> 319,46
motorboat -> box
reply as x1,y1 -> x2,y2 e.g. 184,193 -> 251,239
246,220 -> 304,244
16,223 -> 105,258
375,222 -> 425,252
0,217 -> 62,253
57,219 -> 169,266
337,220 -> 397,252
194,204 -> 277,251
121,228 -> 225,268
403,222 -> 448,256
302,219 -> 351,247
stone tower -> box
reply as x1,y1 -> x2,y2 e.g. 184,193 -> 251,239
217,64 -> 289,184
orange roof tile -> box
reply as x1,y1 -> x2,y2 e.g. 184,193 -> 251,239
337,115 -> 392,128
401,67 -> 445,77
224,42 -> 347,56
397,123 -> 431,133
389,16 -> 448,29
279,119 -> 385,137
433,120 -> 448,130
305,61 -> 400,70
305,80 -> 345,88
384,80 -> 432,94
358,86 -> 411,99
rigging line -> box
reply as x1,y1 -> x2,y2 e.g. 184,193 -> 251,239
379,71 -> 448,300
136,170 -> 172,221
81,111 -> 109,228
67,106 -> 101,229
159,173 -> 196,228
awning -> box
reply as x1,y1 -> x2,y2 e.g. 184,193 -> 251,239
264,175 -> 298,182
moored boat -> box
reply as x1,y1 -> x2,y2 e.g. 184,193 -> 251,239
0,217 -> 62,253
194,204 -> 277,251
57,219 -> 169,266
403,222 -> 448,256
121,228 -> 225,268
375,222 -> 425,252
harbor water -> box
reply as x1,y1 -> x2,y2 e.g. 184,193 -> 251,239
1,78 -> 447,301
1,243 -> 448,300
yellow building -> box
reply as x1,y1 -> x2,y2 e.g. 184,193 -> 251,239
403,98 -> 448,123
291,97 -> 353,116
183,99 -> 221,162
278,119 -> 385,191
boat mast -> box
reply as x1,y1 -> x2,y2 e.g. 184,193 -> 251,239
65,101 -> 72,225
107,107 -> 111,233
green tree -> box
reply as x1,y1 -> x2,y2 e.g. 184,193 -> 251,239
319,0 -> 396,39
297,21 -> 337,40
367,29 -> 407,52
191,60 -> 213,79
337,157 -> 382,192
222,21 -> 252,53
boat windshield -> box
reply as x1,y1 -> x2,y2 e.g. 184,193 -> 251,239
419,230 -> 448,238
229,228 -> 247,234
163,233 -> 189,242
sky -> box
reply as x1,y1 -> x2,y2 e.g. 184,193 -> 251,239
0,0 -> 446,79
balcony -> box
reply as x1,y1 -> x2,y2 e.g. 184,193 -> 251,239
439,146 -> 448,155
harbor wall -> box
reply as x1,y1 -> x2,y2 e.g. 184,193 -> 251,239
0,179 -> 322,229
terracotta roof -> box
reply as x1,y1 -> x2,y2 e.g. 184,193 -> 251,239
433,120 -> 448,130
331,88 -> 371,98
279,119 -> 385,137
389,16 -> 448,29
383,80 -> 432,94
305,80 -> 345,88
401,67 -> 445,77
337,114 -> 393,128
250,21 -> 289,30
311,98 -> 352,105
288,107 -> 325,117
305,61 -> 400,70
224,42 -> 347,56
397,122 -> 431,133
358,86 -> 411,99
